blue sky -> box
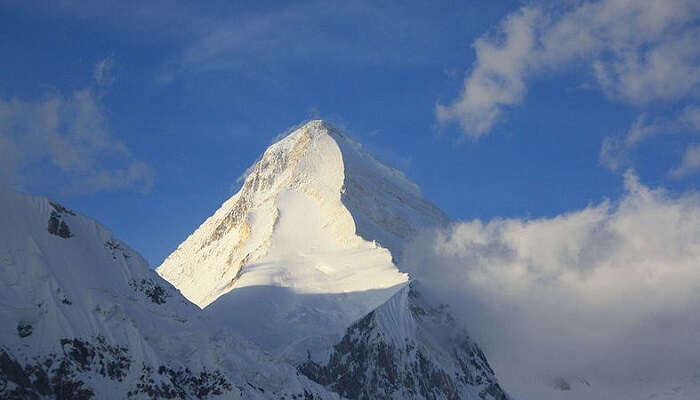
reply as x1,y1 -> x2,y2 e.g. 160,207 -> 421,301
1,0 -> 698,267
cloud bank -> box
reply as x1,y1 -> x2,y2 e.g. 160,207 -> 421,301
402,171 -> 700,395
0,61 -> 153,193
437,0 -> 700,139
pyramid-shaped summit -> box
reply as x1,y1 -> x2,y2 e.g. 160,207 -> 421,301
157,120 -> 447,305
157,120 -> 451,357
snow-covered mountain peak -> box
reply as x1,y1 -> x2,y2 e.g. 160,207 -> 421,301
157,121 -> 449,357
0,122 -> 510,399
157,121 -> 447,309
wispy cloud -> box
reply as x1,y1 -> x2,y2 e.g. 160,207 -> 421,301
600,105 -> 700,175
0,60 -> 153,194
670,143 -> 700,178
403,171 -> 700,393
437,0 -> 700,139
599,114 -> 667,172
113,1 -> 464,84
93,56 -> 116,88
680,104 -> 700,131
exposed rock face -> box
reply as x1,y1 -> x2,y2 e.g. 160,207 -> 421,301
0,337 -> 235,400
16,323 -> 32,338
47,202 -> 75,239
299,284 -> 509,400
129,278 -> 171,305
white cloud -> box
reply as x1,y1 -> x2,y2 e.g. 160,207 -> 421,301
0,133 -> 21,185
438,0 -> 700,139
600,105 -> 700,173
93,56 -> 116,88
402,171 -> 700,395
593,26 -> 700,103
622,114 -> 664,146
436,7 -> 540,139
154,1 -> 470,84
0,78 -> 153,193
599,114 -> 666,172
670,143 -> 700,178
598,135 -> 627,172
680,104 -> 700,131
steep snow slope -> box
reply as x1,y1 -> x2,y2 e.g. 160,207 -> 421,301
0,189 -> 338,399
157,120 -> 447,354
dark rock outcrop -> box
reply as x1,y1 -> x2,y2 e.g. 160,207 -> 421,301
47,202 -> 75,239
129,278 -> 170,305
0,337 -> 236,400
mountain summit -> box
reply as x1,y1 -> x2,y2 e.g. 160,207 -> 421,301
157,120 -> 449,355
158,120 -> 447,309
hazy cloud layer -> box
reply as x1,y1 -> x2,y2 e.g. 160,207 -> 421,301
6,0 -> 463,81
403,171 -> 700,393
152,1 -> 468,83
0,61 -> 153,193
437,0 -> 700,139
